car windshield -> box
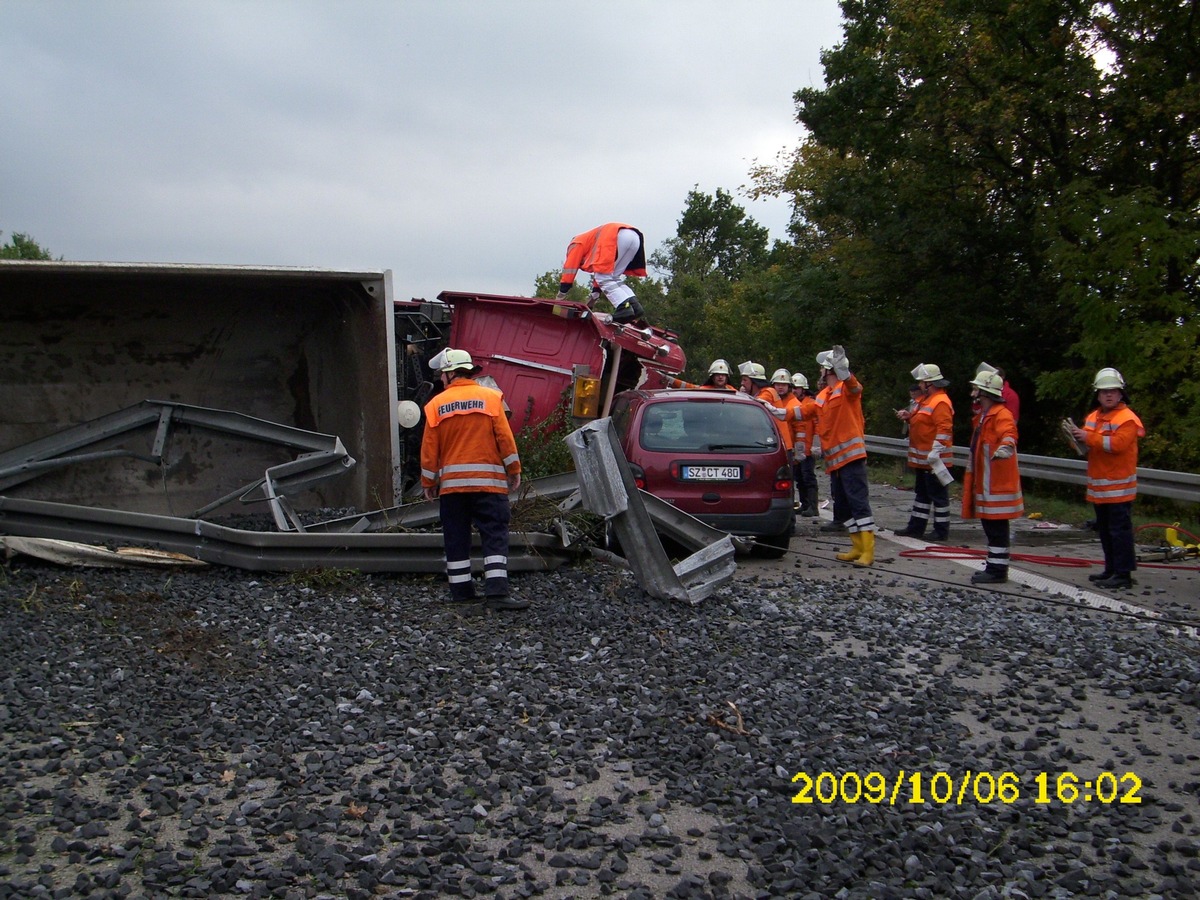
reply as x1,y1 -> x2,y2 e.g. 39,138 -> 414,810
639,400 -> 779,452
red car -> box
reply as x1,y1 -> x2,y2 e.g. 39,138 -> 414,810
610,389 -> 794,557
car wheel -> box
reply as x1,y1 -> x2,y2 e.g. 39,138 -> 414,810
753,531 -> 791,559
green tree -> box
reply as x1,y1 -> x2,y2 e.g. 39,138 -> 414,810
751,0 -> 1199,464
649,188 -> 772,369
0,231 -> 56,260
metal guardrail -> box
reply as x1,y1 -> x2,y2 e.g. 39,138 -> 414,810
865,436 -> 1200,504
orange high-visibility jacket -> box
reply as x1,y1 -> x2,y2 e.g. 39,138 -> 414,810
786,394 -> 819,454
962,404 -> 1022,520
421,378 -> 521,495
559,223 -> 647,287
815,375 -> 866,472
1082,404 -> 1144,504
756,386 -> 794,451
906,388 -> 954,469
816,374 -> 864,475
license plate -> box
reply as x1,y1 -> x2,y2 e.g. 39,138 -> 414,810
680,465 -> 741,481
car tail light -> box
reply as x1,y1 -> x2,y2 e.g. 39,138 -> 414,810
630,463 -> 647,491
774,466 -> 793,493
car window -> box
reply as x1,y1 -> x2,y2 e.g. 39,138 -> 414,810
640,400 -> 778,452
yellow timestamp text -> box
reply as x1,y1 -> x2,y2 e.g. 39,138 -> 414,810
790,770 -> 1143,806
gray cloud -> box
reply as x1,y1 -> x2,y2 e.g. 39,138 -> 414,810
0,0 -> 843,300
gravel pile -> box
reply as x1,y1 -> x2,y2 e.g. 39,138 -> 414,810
3,553 -> 1200,899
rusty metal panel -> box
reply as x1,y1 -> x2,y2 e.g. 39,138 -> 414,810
0,262 -> 398,512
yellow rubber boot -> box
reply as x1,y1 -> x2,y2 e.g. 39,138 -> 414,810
854,531 -> 875,566
836,532 -> 863,562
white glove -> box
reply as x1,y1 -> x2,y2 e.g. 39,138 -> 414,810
991,444 -> 1014,460
830,344 -> 850,381
926,447 -> 943,465
793,448 -> 806,463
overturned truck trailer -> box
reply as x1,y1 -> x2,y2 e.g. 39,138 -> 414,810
0,264 -> 711,585
0,261 -> 400,513
394,290 -> 686,493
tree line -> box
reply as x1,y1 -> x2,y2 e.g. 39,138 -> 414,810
540,1 -> 1197,473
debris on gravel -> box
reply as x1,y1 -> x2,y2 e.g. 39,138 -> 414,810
3,555 -> 1200,899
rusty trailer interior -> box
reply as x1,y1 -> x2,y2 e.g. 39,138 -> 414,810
0,261 -> 399,514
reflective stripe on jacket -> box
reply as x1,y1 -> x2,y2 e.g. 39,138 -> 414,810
559,223 -> 647,287
421,378 -> 521,495
906,389 -> 954,469
1083,404 -> 1144,504
815,375 -> 866,472
963,404 -> 1022,520
787,395 -> 818,453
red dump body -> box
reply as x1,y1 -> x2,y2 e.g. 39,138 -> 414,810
435,292 -> 687,432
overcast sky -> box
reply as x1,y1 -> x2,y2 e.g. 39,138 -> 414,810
1,1 -> 845,301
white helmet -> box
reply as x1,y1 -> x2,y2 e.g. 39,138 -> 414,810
770,368 -> 792,385
911,363 -> 943,383
707,358 -> 732,376
738,361 -> 766,379
975,361 -> 998,377
815,350 -> 834,370
970,370 -> 1004,399
1093,367 -> 1125,390
437,348 -> 478,373
791,373 -> 809,390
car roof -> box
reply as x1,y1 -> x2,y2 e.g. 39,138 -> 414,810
621,388 -> 758,404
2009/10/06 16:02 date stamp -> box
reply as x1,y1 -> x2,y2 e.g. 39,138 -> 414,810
791,771 -> 1143,805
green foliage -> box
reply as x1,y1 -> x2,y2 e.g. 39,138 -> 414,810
739,0 -> 1199,468
532,269 -> 590,301
513,397 -> 575,480
0,231 -> 56,260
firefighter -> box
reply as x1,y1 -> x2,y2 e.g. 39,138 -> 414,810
761,368 -> 797,456
962,368 -> 1023,584
421,349 -> 526,610
554,223 -> 647,323
895,363 -> 955,540
815,346 -> 876,565
737,361 -> 769,395
789,372 -> 820,517
1066,368 -> 1144,589
664,358 -> 737,391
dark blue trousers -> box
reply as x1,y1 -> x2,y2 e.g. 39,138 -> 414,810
1095,501 -> 1136,576
830,459 -> 874,532
439,492 -> 511,600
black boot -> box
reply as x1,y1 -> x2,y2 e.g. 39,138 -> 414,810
894,518 -> 927,538
930,526 -> 949,541
800,488 -> 819,518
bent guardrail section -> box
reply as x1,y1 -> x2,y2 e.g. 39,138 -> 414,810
564,418 -> 736,604
865,436 -> 1200,504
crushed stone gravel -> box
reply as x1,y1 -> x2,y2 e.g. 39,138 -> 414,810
3,554 -> 1200,899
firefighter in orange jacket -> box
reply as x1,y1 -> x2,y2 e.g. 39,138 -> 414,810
1066,367 -> 1145,590
895,363 -> 955,540
788,372 -> 821,517
815,346 -> 876,566
962,369 -> 1023,585
555,223 -> 647,323
664,358 -> 738,391
422,349 -> 525,610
